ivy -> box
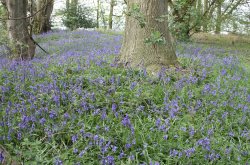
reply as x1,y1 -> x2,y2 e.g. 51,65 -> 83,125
144,31 -> 166,46
127,3 -> 146,28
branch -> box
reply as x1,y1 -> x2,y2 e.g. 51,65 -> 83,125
30,37 -> 50,55
222,0 -> 244,19
188,0 -> 217,36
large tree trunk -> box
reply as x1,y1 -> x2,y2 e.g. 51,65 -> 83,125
5,0 -> 36,60
34,0 -> 54,34
119,0 -> 178,71
108,0 -> 115,29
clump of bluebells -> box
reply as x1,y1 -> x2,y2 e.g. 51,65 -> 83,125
0,30 -> 249,164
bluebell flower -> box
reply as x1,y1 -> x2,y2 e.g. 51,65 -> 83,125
73,148 -> 78,154
184,147 -> 196,158
63,113 -> 70,119
39,118 -> 46,125
197,137 -> 211,151
54,158 -> 63,165
121,114 -> 131,127
170,149 -> 179,157
0,152 -> 4,163
101,155 -> 115,165
79,150 -> 85,157
111,103 -> 117,112
118,151 -> 126,159
72,135 -> 78,143
49,110 -> 57,119
221,69 -> 227,76
130,82 -> 137,90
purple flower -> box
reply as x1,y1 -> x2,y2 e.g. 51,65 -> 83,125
72,135 -> 78,143
53,95 -> 60,106
17,132 -> 22,140
102,155 -> 115,165
130,82 -> 137,90
125,143 -> 132,149
49,110 -> 57,119
0,152 -> 4,163
111,145 -> 118,152
118,151 -> 126,159
221,112 -> 228,119
54,158 -> 63,165
63,113 -> 70,119
228,131 -> 235,137
111,103 -> 117,112
101,111 -> 107,120
155,118 -> 161,127
221,69 -> 227,76
189,127 -> 195,137
39,118 -> 46,125
203,84 -> 211,93
73,148 -> 78,154
170,149 -> 179,157
121,114 -> 131,127
197,137 -> 211,151
184,147 -> 196,157
79,150 -> 85,157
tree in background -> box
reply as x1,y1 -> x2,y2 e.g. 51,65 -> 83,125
33,0 -> 54,34
108,0 -> 115,29
167,0 -> 248,40
119,0 -> 178,72
0,0 -> 36,60
96,0 -> 100,28
57,0 -> 96,30
215,0 -> 222,34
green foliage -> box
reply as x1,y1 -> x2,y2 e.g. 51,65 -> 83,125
127,3 -> 146,28
168,1 -> 204,41
56,4 -> 96,30
144,31 -> 166,46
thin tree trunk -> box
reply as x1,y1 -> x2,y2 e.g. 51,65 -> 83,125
119,0 -> 178,72
34,0 -> 54,34
5,0 -> 36,60
108,0 -> 115,29
195,0 -> 202,32
97,0 -> 100,28
203,0 -> 208,32
100,3 -> 107,29
215,0 -> 222,34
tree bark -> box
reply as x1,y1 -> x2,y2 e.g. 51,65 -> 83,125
108,0 -> 115,29
96,0 -> 100,28
33,0 -> 54,34
215,0 -> 222,34
119,0 -> 178,71
5,0 -> 36,60
195,0 -> 202,32
203,0 -> 208,32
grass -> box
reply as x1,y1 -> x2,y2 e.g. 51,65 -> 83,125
0,30 -> 249,164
